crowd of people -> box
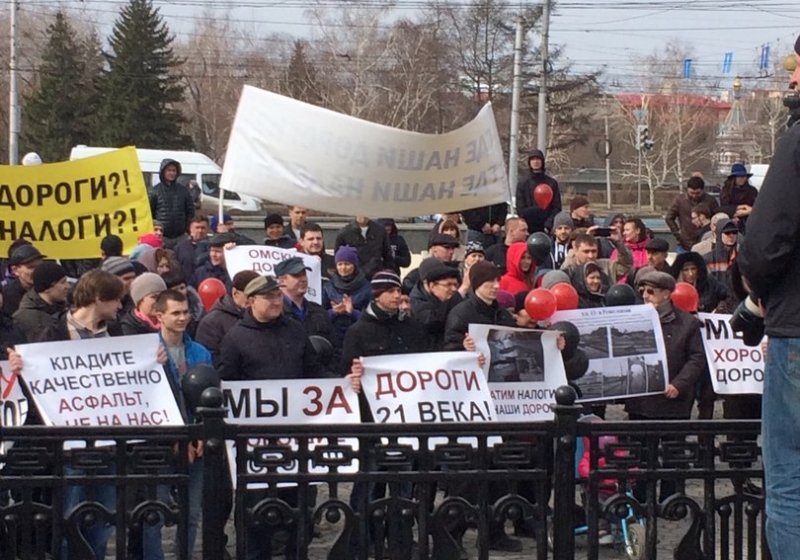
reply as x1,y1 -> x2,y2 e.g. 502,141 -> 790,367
0,143 -> 769,558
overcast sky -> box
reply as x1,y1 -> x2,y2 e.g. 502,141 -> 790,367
47,0 -> 800,93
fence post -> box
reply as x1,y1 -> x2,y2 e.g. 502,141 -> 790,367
552,385 -> 582,560
199,387 -> 228,560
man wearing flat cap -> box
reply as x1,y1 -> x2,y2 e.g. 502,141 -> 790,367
2,244 -> 46,316
738,35 -> 800,558
401,232 -> 462,295
624,269 -> 705,503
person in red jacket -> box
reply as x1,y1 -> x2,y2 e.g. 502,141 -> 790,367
499,242 -> 536,295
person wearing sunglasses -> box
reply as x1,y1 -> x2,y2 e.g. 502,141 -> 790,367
624,270 -> 706,503
703,218 -> 742,313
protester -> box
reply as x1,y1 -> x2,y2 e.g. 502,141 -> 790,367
562,231 -> 632,284
485,217 -> 529,275
402,233 -> 460,295
377,218 -> 412,273
461,201 -> 508,248
499,242 -> 536,295
410,258 -> 464,351
737,39 -> 800,554
550,211 -> 574,269
692,212 -> 729,256
436,219 -> 467,261
161,269 -> 204,338
13,262 -> 69,343
146,289 -> 212,560
190,233 -> 232,291
665,175 -> 719,252
614,218 -> 650,268
334,216 -> 395,279
211,213 -> 256,245
690,204 -> 712,245
263,213 -> 296,249
0,294 -> 26,359
148,158 -> 194,248
323,246 -> 372,312
284,206 -> 309,241
100,235 -> 124,258
460,241 -> 486,289
568,196 -> 594,229
670,252 -> 727,313
298,222 -> 336,279
2,245 -> 46,316
187,179 -> 201,209
121,273 -> 167,335
174,216 -> 210,280
515,149 -> 562,233
101,256 -> 138,315
572,262 -> 609,309
720,163 -> 758,233
703,219 -> 741,312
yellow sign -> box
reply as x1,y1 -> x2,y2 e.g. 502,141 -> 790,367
0,148 -> 153,259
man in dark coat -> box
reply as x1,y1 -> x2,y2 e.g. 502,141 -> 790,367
670,252 -> 728,313
376,218 -> 412,274
148,158 -> 194,247
515,149 -> 562,233
13,262 -> 69,343
190,234 -> 232,291
665,175 -> 719,251
738,40 -> 800,556
334,216 -> 395,279
298,223 -> 336,280
195,270 -> 259,367
485,217 -> 529,275
409,258 -> 464,351
402,233 -> 460,295
461,202 -> 508,249
174,216 -> 210,281
2,245 -> 46,316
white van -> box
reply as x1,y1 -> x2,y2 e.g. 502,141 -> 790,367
69,146 -> 263,214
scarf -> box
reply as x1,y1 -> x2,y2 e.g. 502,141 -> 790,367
332,271 -> 367,293
134,308 -> 161,330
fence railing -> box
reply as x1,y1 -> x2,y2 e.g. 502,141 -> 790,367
0,386 -> 768,560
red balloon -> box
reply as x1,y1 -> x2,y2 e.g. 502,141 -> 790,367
551,282 -> 580,311
672,282 -> 700,313
533,183 -> 554,209
198,278 -> 227,311
524,288 -> 558,321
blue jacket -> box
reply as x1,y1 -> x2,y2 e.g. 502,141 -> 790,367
159,332 -> 213,422
190,261 -> 231,291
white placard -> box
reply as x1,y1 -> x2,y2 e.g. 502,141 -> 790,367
469,326 -> 567,421
224,245 -> 322,304
16,334 -> 183,430
1,360 -> 29,454
222,379 -> 361,488
220,86 -> 510,218
698,313 -> 764,395
550,305 -> 669,402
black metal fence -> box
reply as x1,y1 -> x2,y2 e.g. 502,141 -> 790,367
0,387 -> 769,560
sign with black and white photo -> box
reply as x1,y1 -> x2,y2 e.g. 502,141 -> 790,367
550,305 -> 668,402
468,326 -> 567,420
698,313 -> 764,395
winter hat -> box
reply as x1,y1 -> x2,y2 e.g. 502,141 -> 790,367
552,211 -> 575,230
33,262 -> 67,293
209,232 -> 234,248
541,269 -> 571,289
465,241 -> 485,257
335,246 -> 359,266
370,270 -> 402,297
570,196 -> 590,213
420,257 -> 460,283
102,256 -> 135,277
645,238 -> 670,253
210,213 -> 233,233
130,272 -> 167,307
264,213 -> 284,228
21,152 -> 42,166
100,235 -> 124,257
428,233 -> 460,249
496,289 -> 515,310
137,248 -> 158,273
138,233 -> 163,249
637,270 -> 676,292
468,261 -> 502,290
9,244 -> 46,266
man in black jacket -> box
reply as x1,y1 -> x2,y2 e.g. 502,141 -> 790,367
461,201 -> 508,249
737,39 -> 800,558
2,245 -> 46,316
195,270 -> 259,367
485,217 -> 529,275
13,262 -> 69,343
515,149 -> 562,234
334,216 -> 395,279
409,258 -> 464,351
174,216 -> 210,281
298,223 -> 336,279
148,159 -> 194,248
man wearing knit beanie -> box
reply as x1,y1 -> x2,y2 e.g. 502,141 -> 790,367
569,196 -> 594,229
410,258 -> 464,350
12,262 -> 69,342
120,273 -> 167,335
263,213 -> 295,249
551,211 -> 574,269
736,34 -> 800,558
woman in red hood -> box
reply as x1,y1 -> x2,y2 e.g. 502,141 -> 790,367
500,242 -> 536,295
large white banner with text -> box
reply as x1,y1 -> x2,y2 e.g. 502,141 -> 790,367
698,313 -> 764,395
225,245 -> 322,304
220,86 -> 510,217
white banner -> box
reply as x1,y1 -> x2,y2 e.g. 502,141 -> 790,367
469,326 -> 567,421
550,305 -> 669,402
221,379 -> 361,487
225,245 -> 322,305
361,352 -> 495,424
16,334 -> 183,429
1,360 -> 29,455
698,313 -> 764,395
220,86 -> 510,217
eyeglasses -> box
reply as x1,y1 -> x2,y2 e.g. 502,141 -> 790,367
639,287 -> 656,296
722,230 -> 738,236
434,281 -> 460,290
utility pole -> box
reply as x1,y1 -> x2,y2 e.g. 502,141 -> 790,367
603,96 -> 612,210
9,0 -> 20,165
508,16 -> 525,205
537,0 -> 551,153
